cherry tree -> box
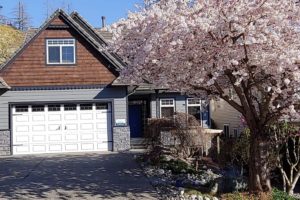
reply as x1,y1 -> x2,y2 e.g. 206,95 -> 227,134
109,0 -> 300,192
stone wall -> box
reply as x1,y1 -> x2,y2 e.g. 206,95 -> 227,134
113,126 -> 130,151
0,130 -> 11,156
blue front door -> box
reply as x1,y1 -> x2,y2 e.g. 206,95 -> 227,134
129,105 -> 143,138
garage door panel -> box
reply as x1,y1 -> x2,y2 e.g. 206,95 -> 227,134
32,145 -> 47,152
65,124 -> 77,130
32,135 -> 46,142
48,114 -> 61,121
14,145 -> 30,154
81,143 -> 94,150
80,123 -> 93,130
16,125 -> 29,132
16,135 -> 29,142
80,113 -> 93,120
32,115 -> 45,122
49,134 -> 62,142
65,143 -> 78,151
13,103 -> 112,155
48,124 -> 62,131
80,133 -> 94,140
64,114 -> 77,120
16,115 -> 29,122
49,144 -> 63,152
32,125 -> 46,132
65,134 -> 78,141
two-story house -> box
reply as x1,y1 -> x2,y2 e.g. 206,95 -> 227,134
0,10 -> 211,156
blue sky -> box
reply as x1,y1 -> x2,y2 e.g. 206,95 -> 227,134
0,0 -> 143,28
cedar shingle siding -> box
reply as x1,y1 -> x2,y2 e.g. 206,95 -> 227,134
0,16 -> 116,87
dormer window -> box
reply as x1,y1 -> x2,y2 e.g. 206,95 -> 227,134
46,39 -> 76,65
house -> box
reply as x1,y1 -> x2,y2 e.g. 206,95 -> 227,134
211,99 -> 244,138
0,10 -> 211,156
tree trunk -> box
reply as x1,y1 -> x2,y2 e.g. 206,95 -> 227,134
248,133 -> 272,192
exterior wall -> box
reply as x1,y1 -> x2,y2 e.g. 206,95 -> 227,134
0,86 -> 129,154
150,92 -> 210,128
211,99 -> 244,137
113,126 -> 130,151
0,15 -> 116,87
0,130 -> 11,156
150,92 -> 187,118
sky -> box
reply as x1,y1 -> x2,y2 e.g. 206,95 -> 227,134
0,0 -> 143,28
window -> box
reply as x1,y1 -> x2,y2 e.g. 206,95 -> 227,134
187,98 -> 201,123
15,105 -> 28,112
48,105 -> 61,111
46,39 -> 75,64
233,128 -> 239,138
224,124 -> 230,138
96,103 -> 108,110
160,99 -> 175,118
80,104 -> 93,110
64,104 -> 77,111
32,105 -> 45,112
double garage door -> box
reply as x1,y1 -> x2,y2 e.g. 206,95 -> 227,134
12,103 -> 112,155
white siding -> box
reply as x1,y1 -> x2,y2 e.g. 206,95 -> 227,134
211,99 -> 244,137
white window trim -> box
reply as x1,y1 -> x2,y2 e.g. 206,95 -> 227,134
160,98 -> 175,118
46,39 -> 76,65
186,98 -> 202,126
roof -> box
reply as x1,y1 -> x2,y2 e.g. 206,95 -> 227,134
95,29 -> 113,41
0,77 -> 10,89
0,9 -> 126,74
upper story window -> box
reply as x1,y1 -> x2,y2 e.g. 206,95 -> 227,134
46,39 -> 76,65
187,98 -> 201,123
160,99 -> 175,118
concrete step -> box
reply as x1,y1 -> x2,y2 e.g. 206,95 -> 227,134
130,138 -> 147,149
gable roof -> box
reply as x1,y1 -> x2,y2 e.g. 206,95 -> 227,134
0,9 -> 125,74
70,12 -> 125,70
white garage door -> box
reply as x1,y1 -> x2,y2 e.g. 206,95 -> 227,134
12,103 -> 112,155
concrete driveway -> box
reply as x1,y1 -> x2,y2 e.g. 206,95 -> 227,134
0,152 -> 159,200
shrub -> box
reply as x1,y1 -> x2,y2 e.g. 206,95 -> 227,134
272,188 -> 297,200
160,159 -> 196,174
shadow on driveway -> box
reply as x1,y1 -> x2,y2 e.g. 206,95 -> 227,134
0,152 -> 158,199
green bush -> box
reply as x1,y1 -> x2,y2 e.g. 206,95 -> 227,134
272,188 -> 296,200
160,159 -> 196,174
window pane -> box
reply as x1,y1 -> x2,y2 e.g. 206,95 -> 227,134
48,46 -> 60,63
16,106 -> 28,112
96,103 -> 108,110
188,98 -> 201,105
62,46 -> 74,63
188,107 -> 201,121
161,107 -> 174,118
64,104 -> 77,111
80,104 -> 93,110
48,105 -> 61,111
161,99 -> 174,106
32,105 -> 45,112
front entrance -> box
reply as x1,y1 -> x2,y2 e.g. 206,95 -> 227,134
128,100 -> 148,138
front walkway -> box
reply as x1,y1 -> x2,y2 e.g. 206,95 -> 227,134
0,152 -> 158,199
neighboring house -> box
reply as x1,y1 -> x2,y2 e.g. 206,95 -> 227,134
0,10 -> 212,156
211,98 -> 244,138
